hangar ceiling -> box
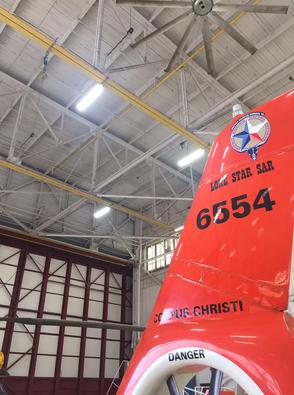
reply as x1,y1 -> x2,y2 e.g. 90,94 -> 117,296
0,0 -> 293,258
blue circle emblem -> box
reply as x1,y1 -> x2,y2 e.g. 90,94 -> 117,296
230,112 -> 271,160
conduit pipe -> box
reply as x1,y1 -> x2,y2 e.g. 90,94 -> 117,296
0,317 -> 145,332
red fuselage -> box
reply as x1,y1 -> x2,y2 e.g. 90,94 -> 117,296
118,90 -> 294,395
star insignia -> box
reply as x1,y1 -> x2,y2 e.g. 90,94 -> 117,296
233,120 -> 266,150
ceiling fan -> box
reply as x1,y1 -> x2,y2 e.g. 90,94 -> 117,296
115,0 -> 293,74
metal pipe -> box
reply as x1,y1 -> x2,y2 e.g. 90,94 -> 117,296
41,234 -> 179,239
0,317 -> 146,332
209,368 -> 223,395
167,375 -> 181,395
0,191 -> 193,200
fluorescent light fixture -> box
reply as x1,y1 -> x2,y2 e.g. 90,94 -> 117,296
94,206 -> 111,219
177,149 -> 205,168
174,225 -> 184,232
77,83 -> 104,112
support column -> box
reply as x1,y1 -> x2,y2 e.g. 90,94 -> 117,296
180,69 -> 194,194
132,220 -> 142,351
77,265 -> 91,395
27,254 -> 51,395
99,270 -> 109,394
1,247 -> 27,368
119,274 -> 127,379
54,261 -> 72,395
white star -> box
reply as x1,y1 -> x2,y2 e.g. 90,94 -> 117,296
247,120 -> 266,135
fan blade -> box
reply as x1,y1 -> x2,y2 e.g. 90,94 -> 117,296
165,15 -> 196,72
210,11 -> 256,54
167,375 -> 181,395
202,16 -> 216,77
209,368 -> 223,395
132,10 -> 192,49
116,0 -> 192,7
214,3 -> 289,15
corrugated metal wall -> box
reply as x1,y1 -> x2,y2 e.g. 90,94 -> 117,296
0,230 -> 132,394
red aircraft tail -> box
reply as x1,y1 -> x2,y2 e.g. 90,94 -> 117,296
118,90 -> 294,395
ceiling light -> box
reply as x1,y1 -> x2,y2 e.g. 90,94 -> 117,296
94,206 -> 111,219
177,149 -> 205,168
174,225 -> 184,232
76,83 -> 104,112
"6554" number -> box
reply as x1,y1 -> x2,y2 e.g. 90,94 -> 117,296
196,188 -> 275,230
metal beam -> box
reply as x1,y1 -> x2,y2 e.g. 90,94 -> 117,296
106,216 -> 136,259
41,233 -> 178,240
1,209 -> 30,232
2,35 -> 292,233
2,0 -> 241,189
93,0 -> 106,67
0,159 -> 172,230
189,52 -> 294,128
104,7 -> 163,69
0,70 -> 193,186
32,132 -> 184,233
92,134 -> 182,192
0,7 -> 206,147
7,93 -> 26,161
94,194 -> 192,200
0,0 -> 97,133
0,0 -> 21,35
30,99 -> 60,143
1,6 -> 290,238
0,225 -> 131,265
